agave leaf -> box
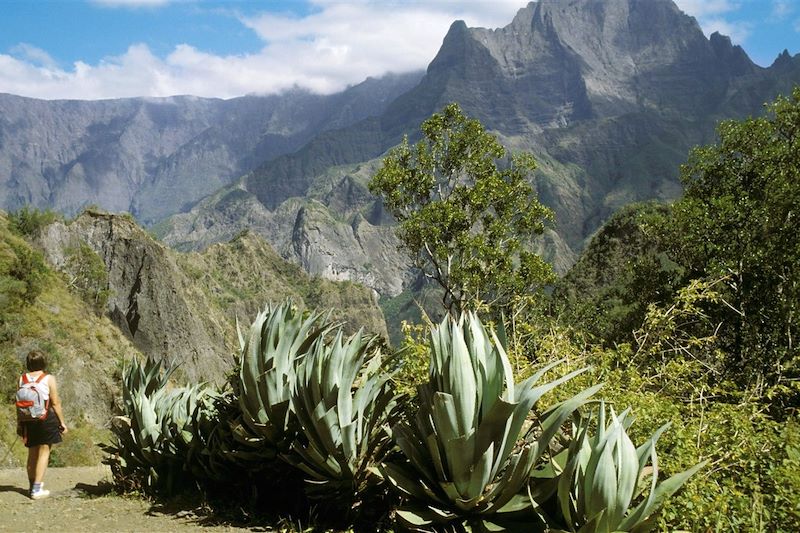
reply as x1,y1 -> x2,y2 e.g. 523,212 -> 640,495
446,432 -> 476,498
448,321 -> 479,433
394,424 -> 438,485
489,445 -> 539,513
288,324 -> 398,503
396,507 -> 456,528
473,398 -> 515,482
382,463 -> 438,501
432,392 -> 464,444
619,460 -> 707,531
614,420 -> 640,524
635,423 -> 670,473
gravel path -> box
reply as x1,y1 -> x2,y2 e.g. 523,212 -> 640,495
0,466 -> 254,532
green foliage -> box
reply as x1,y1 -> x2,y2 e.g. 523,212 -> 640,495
288,329 -> 398,507
49,421 -> 110,467
64,242 -> 111,313
632,277 -> 730,399
1,240 -> 48,312
553,203 -> 681,345
387,320 -> 431,397
0,218 -> 50,383
555,89 -> 800,406
7,206 -> 60,238
667,87 -> 800,402
525,332 -> 800,532
611,377 -> 800,532
370,103 -> 555,314
236,303 -> 330,455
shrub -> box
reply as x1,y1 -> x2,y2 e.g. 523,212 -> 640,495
8,206 -> 60,238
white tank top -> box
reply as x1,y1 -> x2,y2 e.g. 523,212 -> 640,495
19,372 -> 50,402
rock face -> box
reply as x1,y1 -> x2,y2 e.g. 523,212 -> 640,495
160,0 -> 800,296
0,72 -> 423,224
0,212 -> 144,428
37,211 -> 388,384
39,212 -> 232,383
158,159 -> 414,297
4,0 -> 800,299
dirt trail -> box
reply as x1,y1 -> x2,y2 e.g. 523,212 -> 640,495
0,466 -> 253,532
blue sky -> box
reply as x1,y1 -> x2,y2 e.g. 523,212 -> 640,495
0,0 -> 798,100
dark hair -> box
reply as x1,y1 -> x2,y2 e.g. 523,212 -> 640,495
26,350 -> 47,372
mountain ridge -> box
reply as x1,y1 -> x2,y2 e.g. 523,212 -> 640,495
158,0 -> 800,296
3,0 -> 800,300
0,71 -> 423,224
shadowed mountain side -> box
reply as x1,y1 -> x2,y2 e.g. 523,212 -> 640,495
0,71 -> 423,225
160,0 -> 800,297
37,211 -> 388,385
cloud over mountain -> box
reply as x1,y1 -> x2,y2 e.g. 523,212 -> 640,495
4,0 -> 790,100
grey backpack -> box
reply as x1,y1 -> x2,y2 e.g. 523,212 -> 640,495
15,373 -> 49,422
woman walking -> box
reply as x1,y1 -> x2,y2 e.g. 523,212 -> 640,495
15,350 -> 67,500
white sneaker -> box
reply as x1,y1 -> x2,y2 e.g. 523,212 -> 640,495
30,489 -> 50,500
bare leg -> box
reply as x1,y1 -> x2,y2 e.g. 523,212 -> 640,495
33,444 -> 51,483
26,446 -> 38,489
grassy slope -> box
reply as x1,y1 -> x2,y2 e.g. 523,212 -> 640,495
183,229 -> 387,339
0,212 -> 144,467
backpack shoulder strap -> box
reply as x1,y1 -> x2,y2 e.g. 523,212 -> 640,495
20,373 -> 29,385
34,372 -> 47,383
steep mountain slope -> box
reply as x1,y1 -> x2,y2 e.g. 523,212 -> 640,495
0,72 -> 422,224
1,210 -> 388,465
36,210 -> 388,385
160,0 -> 800,295
0,211 -> 143,462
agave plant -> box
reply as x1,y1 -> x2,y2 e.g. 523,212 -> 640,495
120,355 -> 175,414
104,357 -> 208,493
287,328 -> 399,506
186,388 -> 261,482
551,403 -> 705,533
381,313 -> 599,530
236,302 -> 330,455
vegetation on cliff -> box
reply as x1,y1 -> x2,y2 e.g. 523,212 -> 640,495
4,88 -> 799,531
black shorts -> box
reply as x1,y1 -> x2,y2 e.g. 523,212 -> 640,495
22,409 -> 63,448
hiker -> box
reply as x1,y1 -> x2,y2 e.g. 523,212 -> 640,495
15,350 -> 68,500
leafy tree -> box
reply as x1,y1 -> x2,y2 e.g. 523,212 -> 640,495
553,202 -> 682,345
369,103 -> 554,314
668,87 -> 800,400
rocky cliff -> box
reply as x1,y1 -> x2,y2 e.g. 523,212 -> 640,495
0,72 -> 422,225
0,211 -> 143,432
37,210 -> 388,384
160,0 -> 800,296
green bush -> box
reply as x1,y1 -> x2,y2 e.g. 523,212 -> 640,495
107,306 -> 699,531
7,206 -> 60,238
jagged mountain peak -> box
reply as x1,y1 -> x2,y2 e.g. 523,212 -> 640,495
419,0 -> 759,125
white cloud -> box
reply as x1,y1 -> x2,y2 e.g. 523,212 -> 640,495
0,0 -> 525,99
674,0 -> 751,45
9,43 -> 58,69
701,17 -> 752,44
